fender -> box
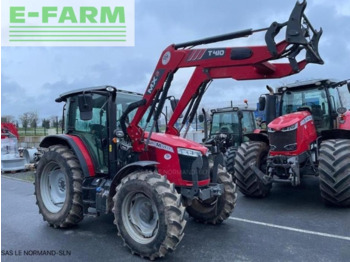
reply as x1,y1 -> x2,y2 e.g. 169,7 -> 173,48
40,135 -> 95,177
321,129 -> 350,141
108,161 -> 159,211
244,132 -> 269,144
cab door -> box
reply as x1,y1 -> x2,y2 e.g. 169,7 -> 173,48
66,93 -> 110,174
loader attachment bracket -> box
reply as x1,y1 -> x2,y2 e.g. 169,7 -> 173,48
265,0 -> 323,68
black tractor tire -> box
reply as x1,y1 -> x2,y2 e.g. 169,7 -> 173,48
186,167 -> 237,224
225,147 -> 237,177
35,145 -> 84,228
113,170 -> 186,260
234,141 -> 271,197
319,139 -> 350,207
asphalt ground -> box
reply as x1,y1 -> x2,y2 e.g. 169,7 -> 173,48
1,175 -> 349,262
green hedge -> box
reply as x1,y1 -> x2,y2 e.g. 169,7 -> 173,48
18,128 -> 62,136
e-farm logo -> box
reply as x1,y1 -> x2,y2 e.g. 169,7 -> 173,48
1,0 -> 135,46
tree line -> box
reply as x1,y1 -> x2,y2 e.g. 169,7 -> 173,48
1,112 -> 62,129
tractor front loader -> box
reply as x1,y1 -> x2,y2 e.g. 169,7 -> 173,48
235,79 -> 350,206
35,1 -> 323,260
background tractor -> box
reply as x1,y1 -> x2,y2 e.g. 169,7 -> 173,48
201,105 -> 257,175
234,79 -> 350,207
34,1 -> 323,259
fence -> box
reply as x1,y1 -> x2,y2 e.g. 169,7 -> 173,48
17,128 -> 62,148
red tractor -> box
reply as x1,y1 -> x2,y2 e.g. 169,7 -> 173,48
35,1 -> 323,259
235,79 -> 350,207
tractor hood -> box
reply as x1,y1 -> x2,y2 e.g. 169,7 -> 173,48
268,111 -> 311,131
144,132 -> 208,155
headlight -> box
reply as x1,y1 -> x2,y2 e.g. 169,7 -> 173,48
177,148 -> 202,158
281,123 -> 298,132
268,127 -> 275,133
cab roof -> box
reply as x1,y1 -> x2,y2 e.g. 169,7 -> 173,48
211,106 -> 256,114
276,79 -> 337,93
55,85 -> 143,102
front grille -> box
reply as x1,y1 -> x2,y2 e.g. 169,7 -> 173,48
179,155 -> 209,181
268,129 -> 297,151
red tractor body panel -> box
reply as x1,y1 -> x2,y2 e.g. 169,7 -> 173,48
144,132 -> 208,155
1,123 -> 19,139
140,132 -> 210,187
67,135 -> 95,177
339,111 -> 350,130
268,111 -> 317,156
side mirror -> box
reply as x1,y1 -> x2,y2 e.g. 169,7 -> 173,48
78,94 -> 93,120
258,96 -> 266,111
114,130 -> 125,138
237,110 -> 243,119
170,98 -> 179,111
198,114 -> 204,123
337,107 -> 347,115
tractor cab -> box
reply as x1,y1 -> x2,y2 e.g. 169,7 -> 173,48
208,107 -> 256,147
201,106 -> 256,176
277,79 -> 343,133
56,86 -> 148,176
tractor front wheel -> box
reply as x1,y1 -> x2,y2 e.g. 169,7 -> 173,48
113,170 -> 186,260
35,145 -> 84,228
186,167 -> 237,224
234,141 -> 271,197
319,139 -> 350,207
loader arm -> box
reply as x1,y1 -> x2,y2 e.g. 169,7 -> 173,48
127,0 -> 323,152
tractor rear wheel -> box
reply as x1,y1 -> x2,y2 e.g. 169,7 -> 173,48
35,145 -> 84,228
234,141 -> 271,197
225,147 -> 236,177
319,139 -> 350,207
113,170 -> 186,260
186,167 -> 237,224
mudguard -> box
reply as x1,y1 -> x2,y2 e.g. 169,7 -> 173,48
40,134 -> 95,177
108,161 -> 159,202
245,132 -> 269,144
321,129 -> 350,141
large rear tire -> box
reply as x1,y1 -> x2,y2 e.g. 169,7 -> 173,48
225,147 -> 236,177
234,141 -> 271,197
35,145 -> 84,228
319,139 -> 350,207
113,170 -> 186,260
186,167 -> 237,224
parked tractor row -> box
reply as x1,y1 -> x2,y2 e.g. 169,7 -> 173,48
32,1 -> 349,260
234,79 -> 350,206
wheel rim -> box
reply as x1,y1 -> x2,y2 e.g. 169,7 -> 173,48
40,161 -> 67,213
121,192 -> 159,244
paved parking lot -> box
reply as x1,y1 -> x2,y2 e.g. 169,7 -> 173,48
1,176 -> 349,262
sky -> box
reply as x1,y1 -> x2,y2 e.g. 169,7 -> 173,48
2,0 -> 350,123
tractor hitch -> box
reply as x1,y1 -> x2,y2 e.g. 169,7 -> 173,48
249,162 -> 272,186
180,153 -> 225,201
181,184 -> 224,202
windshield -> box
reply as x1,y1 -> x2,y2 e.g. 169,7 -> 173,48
116,92 -> 152,130
210,111 -> 239,135
281,87 -> 330,131
242,111 -> 256,133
